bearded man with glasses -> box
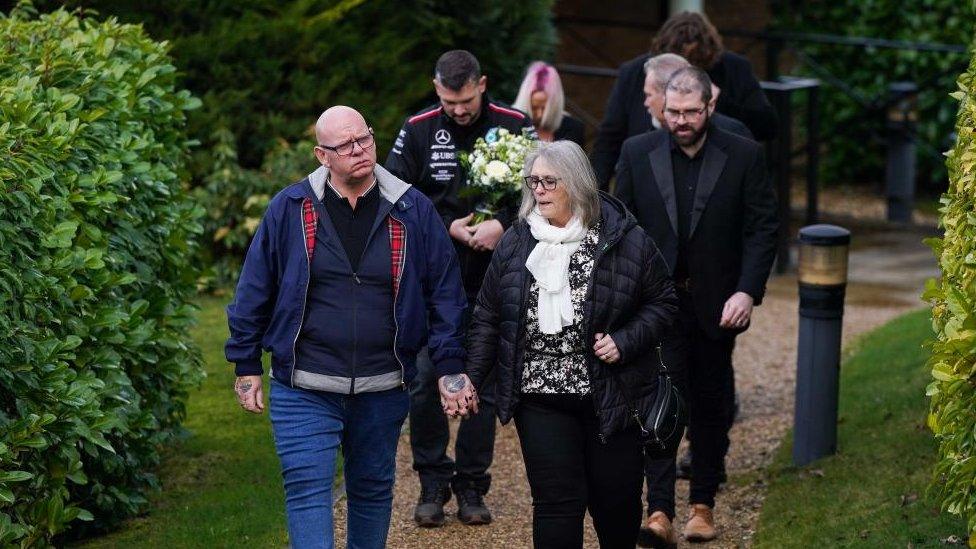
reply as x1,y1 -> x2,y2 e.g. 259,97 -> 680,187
226,106 -> 469,549
615,67 -> 778,546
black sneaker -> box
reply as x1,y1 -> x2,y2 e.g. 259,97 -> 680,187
456,488 -> 492,525
414,483 -> 451,527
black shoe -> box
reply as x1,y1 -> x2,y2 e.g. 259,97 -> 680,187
456,488 -> 492,525
414,483 -> 451,527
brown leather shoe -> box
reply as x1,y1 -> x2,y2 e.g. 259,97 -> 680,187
683,504 -> 718,542
637,511 -> 677,549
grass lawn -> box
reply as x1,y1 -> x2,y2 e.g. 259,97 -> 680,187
754,309 -> 968,547
75,296 -> 289,548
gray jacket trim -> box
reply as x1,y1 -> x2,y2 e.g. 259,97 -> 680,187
292,369 -> 403,394
306,165 -> 411,205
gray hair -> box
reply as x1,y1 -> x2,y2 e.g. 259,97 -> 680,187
665,66 -> 713,105
519,140 -> 601,228
644,53 -> 690,92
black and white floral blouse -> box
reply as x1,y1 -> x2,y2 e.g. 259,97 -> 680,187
521,222 -> 601,394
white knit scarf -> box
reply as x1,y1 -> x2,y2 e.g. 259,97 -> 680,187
525,208 -> 586,334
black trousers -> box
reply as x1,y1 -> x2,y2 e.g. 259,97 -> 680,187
515,393 -> 643,549
645,291 -> 736,516
408,345 -> 496,494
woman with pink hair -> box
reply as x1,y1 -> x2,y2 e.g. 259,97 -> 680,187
513,61 -> 586,146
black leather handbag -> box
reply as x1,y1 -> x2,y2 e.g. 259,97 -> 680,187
617,345 -> 687,459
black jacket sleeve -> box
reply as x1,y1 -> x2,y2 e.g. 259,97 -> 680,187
464,231 -> 512,390
591,61 -> 640,191
385,120 -> 421,184
735,145 -> 779,305
613,140 -> 637,213
713,53 -> 778,141
610,232 -> 677,364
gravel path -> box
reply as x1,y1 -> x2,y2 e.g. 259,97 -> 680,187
331,227 -> 936,548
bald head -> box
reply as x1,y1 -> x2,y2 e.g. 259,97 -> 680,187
313,105 -> 376,187
315,105 -> 367,145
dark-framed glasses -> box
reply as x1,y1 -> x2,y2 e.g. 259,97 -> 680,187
663,106 -> 707,121
524,175 -> 561,191
317,128 -> 375,156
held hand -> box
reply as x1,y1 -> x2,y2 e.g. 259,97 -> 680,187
234,375 -> 264,414
468,219 -> 504,252
593,333 -> 620,364
449,213 -> 475,245
719,291 -> 754,329
438,373 -> 479,418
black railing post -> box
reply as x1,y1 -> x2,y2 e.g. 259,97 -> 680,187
885,82 -> 918,223
805,83 -> 820,225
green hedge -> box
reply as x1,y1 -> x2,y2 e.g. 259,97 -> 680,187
924,5 -> 976,543
774,0 -> 971,192
0,6 -> 203,545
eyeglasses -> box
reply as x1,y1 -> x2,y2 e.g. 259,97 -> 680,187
317,128 -> 375,156
524,175 -> 561,190
663,107 -> 707,121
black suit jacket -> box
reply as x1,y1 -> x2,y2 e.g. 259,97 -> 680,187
614,126 -> 778,339
591,51 -> 776,190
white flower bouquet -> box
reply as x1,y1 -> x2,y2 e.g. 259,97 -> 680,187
460,127 -> 535,224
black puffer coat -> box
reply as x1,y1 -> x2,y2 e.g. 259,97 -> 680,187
466,192 -> 677,440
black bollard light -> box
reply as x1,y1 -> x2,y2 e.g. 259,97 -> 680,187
793,224 -> 850,466
885,82 -> 918,223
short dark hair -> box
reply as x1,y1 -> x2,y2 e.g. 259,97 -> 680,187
435,50 -> 481,91
665,66 -> 713,106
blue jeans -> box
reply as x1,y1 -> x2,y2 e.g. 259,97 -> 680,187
270,379 -> 409,549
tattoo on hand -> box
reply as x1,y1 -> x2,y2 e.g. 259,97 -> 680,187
236,381 -> 252,394
443,374 -> 466,393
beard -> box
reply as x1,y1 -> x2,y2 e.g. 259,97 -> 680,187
670,116 -> 709,147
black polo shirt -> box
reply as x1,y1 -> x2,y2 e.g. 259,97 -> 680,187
670,134 -> 707,281
321,179 -> 381,272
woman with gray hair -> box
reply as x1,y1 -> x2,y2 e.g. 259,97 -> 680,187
462,140 -> 677,547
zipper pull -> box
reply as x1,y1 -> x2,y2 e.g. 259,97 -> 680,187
353,273 -> 362,285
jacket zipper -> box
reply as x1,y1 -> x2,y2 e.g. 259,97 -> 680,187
390,214 -> 406,389
291,208 -> 312,387
350,271 -> 360,394
582,232 -> 619,443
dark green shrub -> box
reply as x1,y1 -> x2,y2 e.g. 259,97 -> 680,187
0,5 -> 203,545
19,0 -> 556,289
774,0 -> 971,192
924,4 -> 976,540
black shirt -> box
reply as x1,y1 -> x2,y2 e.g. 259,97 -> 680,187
670,134 -> 706,281
321,180 -> 381,273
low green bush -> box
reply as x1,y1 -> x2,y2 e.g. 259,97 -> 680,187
924,5 -> 976,543
0,5 -> 203,545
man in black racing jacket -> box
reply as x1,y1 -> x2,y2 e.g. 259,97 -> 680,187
385,49 -> 536,528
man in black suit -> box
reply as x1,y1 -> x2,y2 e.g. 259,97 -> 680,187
615,67 -> 778,546
592,11 -> 777,191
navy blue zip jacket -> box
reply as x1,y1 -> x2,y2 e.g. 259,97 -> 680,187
225,164 -> 467,391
